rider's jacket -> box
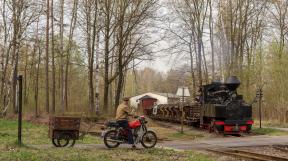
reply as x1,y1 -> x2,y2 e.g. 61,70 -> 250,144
116,102 -> 131,121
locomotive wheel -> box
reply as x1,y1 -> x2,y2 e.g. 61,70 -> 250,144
213,126 -> 219,134
208,125 -> 213,133
209,121 -> 215,133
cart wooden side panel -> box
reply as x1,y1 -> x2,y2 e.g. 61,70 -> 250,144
49,116 -> 81,139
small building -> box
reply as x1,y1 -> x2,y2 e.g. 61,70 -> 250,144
130,92 -> 179,115
138,95 -> 157,115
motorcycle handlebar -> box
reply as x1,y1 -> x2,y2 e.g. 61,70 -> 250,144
133,115 -> 139,119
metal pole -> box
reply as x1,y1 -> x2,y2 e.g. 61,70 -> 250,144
18,75 -> 23,145
259,89 -> 262,128
181,87 -> 184,134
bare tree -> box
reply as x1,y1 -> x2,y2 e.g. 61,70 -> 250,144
51,0 -> 56,113
45,0 -> 50,113
113,0 -> 158,108
65,0 -> 79,110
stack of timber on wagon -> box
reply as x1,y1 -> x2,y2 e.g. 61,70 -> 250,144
150,103 -> 201,124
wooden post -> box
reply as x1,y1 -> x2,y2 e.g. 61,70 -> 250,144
17,75 -> 23,145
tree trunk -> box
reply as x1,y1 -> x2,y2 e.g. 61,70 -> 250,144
60,0 -> 65,113
65,0 -> 79,111
189,37 -> 196,98
103,0 -> 111,113
51,0 -> 56,114
11,0 -> 20,114
45,0 -> 50,113
23,45 -> 28,105
209,0 -> 215,80
35,43 -> 41,117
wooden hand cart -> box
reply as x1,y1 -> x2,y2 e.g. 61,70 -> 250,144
49,116 -> 81,147
49,115 -> 100,147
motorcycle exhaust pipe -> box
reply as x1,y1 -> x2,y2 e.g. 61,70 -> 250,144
106,139 -> 124,143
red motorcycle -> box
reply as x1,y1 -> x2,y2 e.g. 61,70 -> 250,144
102,116 -> 157,148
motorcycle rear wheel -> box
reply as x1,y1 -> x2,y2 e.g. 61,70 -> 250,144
141,130 -> 157,148
103,130 -> 120,148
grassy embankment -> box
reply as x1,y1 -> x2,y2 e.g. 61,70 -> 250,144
0,119 -> 212,161
251,120 -> 288,135
253,119 -> 288,128
252,127 -> 288,136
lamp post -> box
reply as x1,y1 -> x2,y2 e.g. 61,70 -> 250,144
17,75 -> 23,146
176,87 -> 190,133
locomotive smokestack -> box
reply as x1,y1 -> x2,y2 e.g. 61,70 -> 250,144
225,76 -> 240,91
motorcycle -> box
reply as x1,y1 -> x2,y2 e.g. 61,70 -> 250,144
102,116 -> 157,148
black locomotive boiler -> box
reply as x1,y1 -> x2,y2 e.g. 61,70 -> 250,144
148,76 -> 253,134
198,76 -> 253,134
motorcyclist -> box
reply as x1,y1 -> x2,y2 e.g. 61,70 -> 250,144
115,97 -> 136,148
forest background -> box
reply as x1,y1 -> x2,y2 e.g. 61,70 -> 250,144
0,0 -> 288,123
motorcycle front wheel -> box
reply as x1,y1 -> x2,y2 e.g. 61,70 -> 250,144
141,130 -> 157,148
103,130 -> 120,148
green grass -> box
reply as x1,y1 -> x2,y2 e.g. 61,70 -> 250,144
252,127 -> 288,136
254,120 -> 288,128
150,126 -> 211,141
0,119 -> 101,146
169,131 -> 204,140
0,119 -> 213,161
0,146 -> 213,161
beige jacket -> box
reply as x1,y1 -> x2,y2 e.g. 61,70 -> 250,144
115,102 -> 131,120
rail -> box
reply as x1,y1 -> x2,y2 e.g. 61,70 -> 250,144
206,148 -> 288,161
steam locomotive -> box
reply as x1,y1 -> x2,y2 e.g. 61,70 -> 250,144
148,76 -> 254,134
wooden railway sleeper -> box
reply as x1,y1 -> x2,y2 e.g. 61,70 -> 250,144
206,148 -> 288,161
205,148 -> 269,161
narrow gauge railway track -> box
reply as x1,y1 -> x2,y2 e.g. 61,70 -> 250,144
273,145 -> 288,153
206,148 -> 288,161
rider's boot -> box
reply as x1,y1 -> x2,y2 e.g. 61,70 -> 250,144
132,144 -> 136,149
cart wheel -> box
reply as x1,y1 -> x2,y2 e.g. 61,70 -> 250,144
52,138 -> 60,147
69,139 -> 76,147
57,133 -> 70,147
57,138 -> 69,147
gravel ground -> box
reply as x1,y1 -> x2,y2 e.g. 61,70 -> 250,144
239,145 -> 288,158
196,150 -> 253,161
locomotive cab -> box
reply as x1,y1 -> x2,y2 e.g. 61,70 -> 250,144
200,76 -> 253,134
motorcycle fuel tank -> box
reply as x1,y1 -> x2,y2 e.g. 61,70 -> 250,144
129,120 -> 141,129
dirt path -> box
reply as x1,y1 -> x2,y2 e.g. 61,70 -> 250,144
29,135 -> 288,151
28,119 -> 288,151
159,135 -> 288,150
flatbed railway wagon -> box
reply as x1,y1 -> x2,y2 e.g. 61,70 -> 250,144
49,116 -> 81,147
150,103 -> 201,125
